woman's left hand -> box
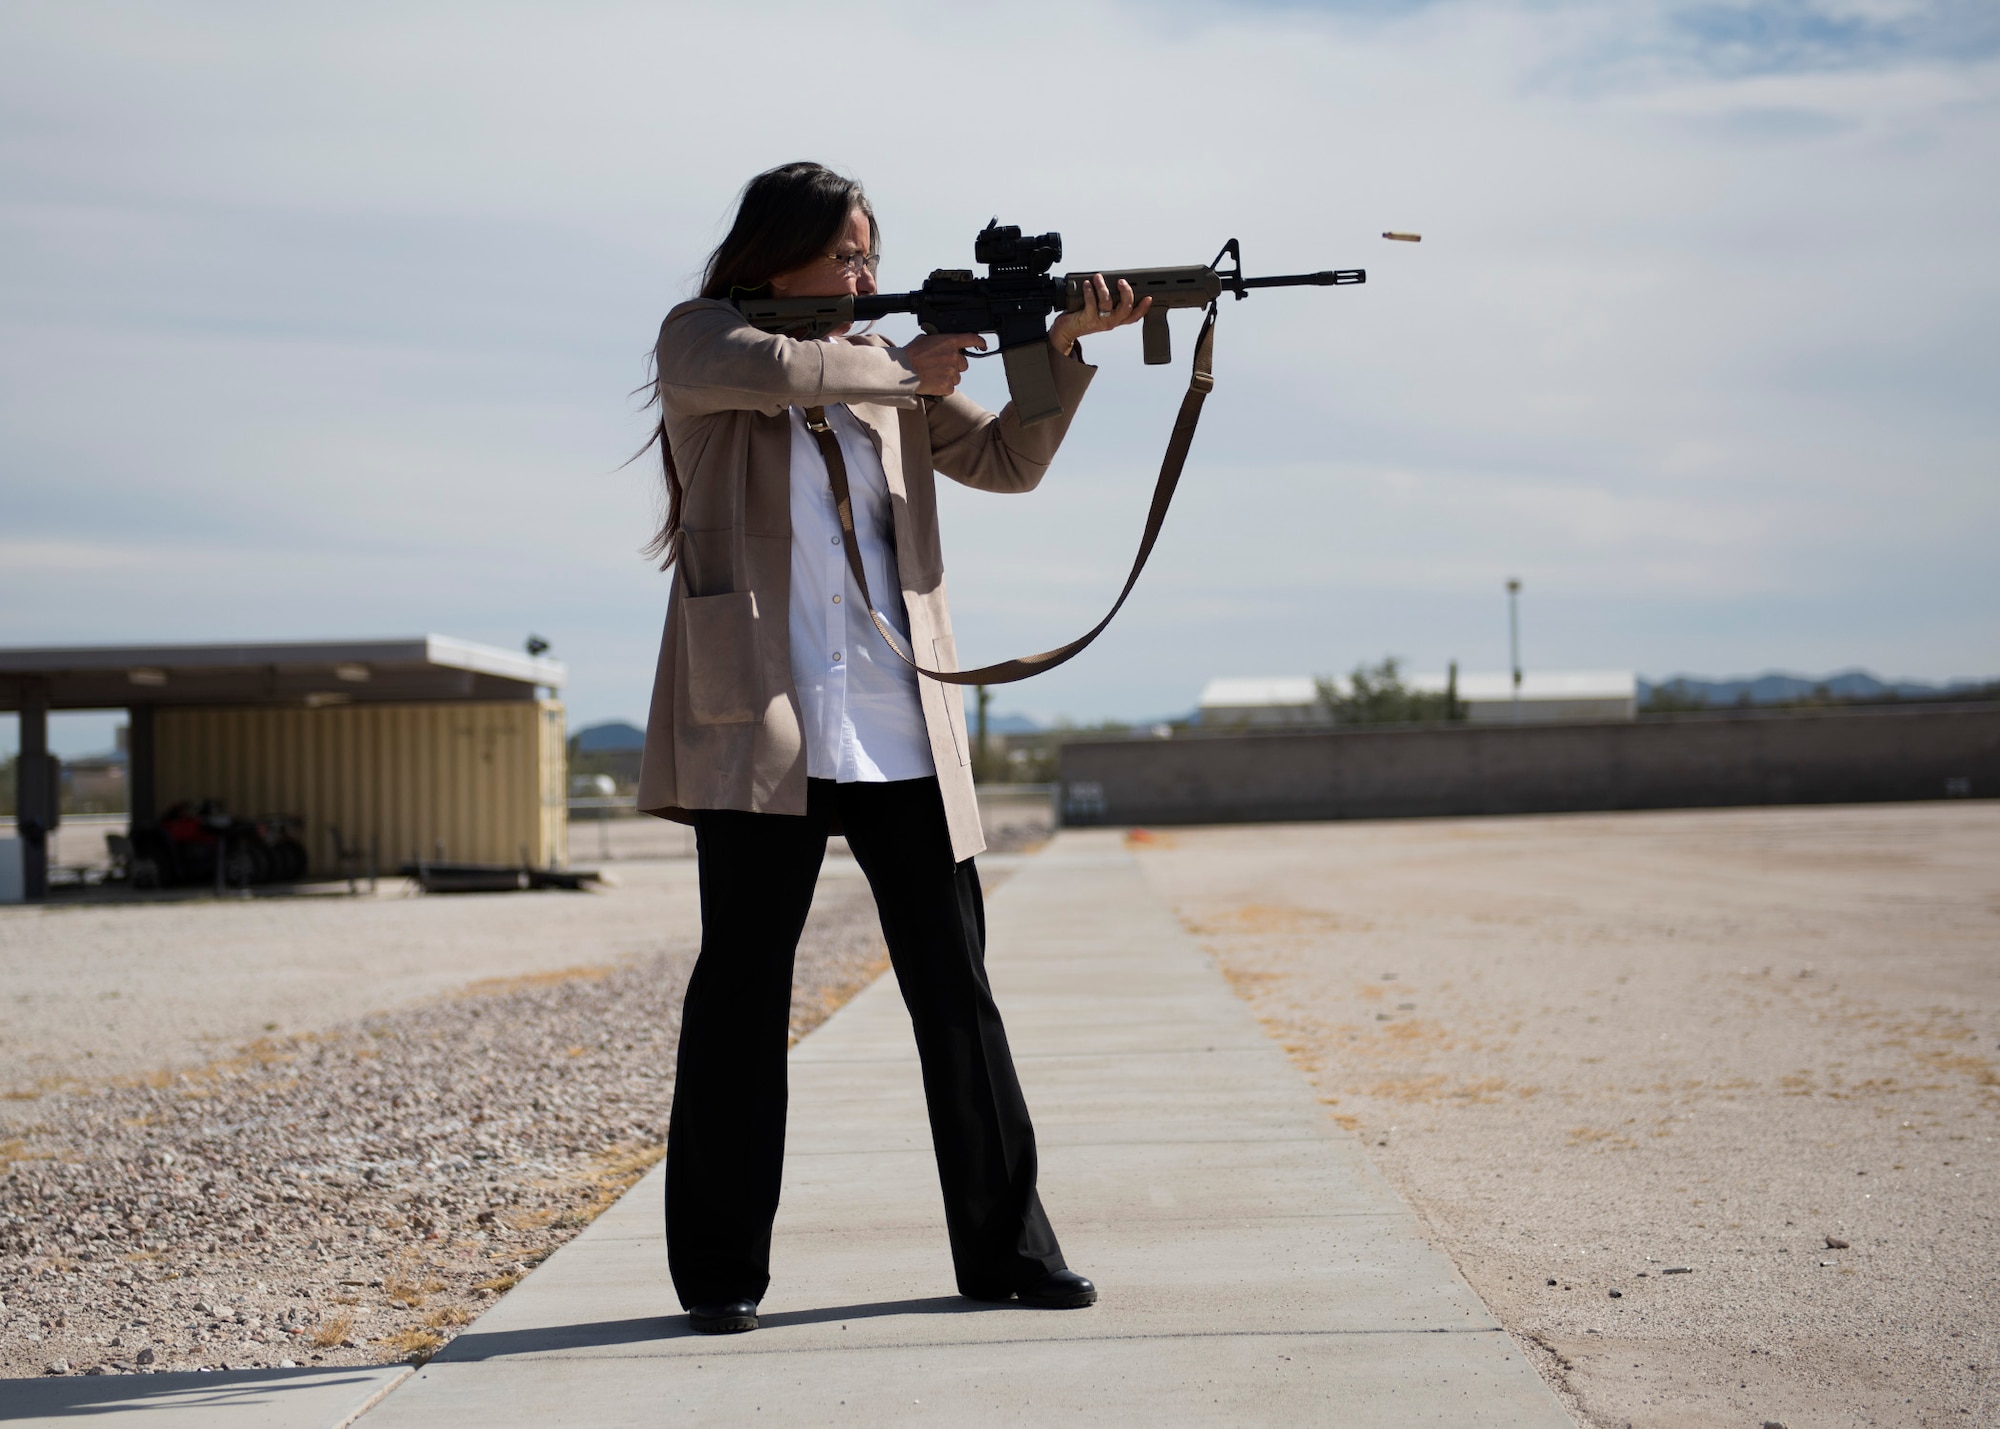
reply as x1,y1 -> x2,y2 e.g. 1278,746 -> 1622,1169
1049,275 -> 1151,357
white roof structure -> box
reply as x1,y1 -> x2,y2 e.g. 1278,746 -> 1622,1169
1196,670 -> 1638,726
1408,671 -> 1635,701
0,635 -> 565,710
1197,676 -> 1320,710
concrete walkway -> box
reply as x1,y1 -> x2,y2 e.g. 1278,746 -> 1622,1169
363,831 -> 1568,1426
4,831 -> 1571,1425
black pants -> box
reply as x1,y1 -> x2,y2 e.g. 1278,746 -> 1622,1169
665,776 -> 1065,1307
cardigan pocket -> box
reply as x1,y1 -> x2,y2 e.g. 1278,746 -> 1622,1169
682,590 -> 764,725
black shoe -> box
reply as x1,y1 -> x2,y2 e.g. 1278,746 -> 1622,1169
963,1269 -> 1097,1309
688,1299 -> 759,1334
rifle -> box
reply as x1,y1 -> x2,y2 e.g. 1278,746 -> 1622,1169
739,220 -> 1364,424
738,220 -> 1366,686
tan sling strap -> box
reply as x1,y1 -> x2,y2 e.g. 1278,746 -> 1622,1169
802,300 -> 1219,687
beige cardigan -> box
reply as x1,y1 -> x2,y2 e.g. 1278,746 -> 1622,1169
636,298 -> 1095,862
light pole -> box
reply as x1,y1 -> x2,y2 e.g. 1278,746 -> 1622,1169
975,684 -> 991,783
1506,577 -> 1523,724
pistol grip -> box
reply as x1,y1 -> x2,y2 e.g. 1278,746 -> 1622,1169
1142,308 -> 1171,365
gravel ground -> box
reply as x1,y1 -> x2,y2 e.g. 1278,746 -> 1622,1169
0,861 -> 916,1380
2,800 -> 1053,1116
1,863 -> 703,1110
1131,803 -> 1999,1429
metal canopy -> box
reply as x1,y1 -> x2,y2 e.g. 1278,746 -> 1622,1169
0,635 -> 566,711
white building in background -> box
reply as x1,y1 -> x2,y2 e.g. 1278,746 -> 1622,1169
1196,671 -> 1637,727
1193,676 -> 1323,727
1423,670 -> 1636,724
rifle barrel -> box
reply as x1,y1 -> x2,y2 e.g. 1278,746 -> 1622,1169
1239,269 -> 1365,289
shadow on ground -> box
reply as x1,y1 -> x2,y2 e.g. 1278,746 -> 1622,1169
0,1365 -> 404,1421
438,1296 -> 999,1360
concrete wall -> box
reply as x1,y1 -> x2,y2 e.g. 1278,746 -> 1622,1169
1460,695 -> 1635,724
1058,703 -> 2000,827
156,700 -> 569,871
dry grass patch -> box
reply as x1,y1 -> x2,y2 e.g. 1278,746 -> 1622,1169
383,1327 -> 445,1363
424,1306 -> 472,1329
1219,966 -> 1283,992
1367,1074 -> 1449,1102
1451,1077 -> 1511,1104
1918,1050 -> 1999,1086
311,1312 -> 354,1349
1187,903 -> 1365,938
564,1141 -> 667,1226
383,1256 -> 446,1309
460,966 -> 614,999
5,1073 -> 81,1100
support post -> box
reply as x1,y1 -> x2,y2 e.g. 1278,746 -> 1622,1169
1506,578 -> 1523,725
127,705 -> 157,830
17,684 -> 53,901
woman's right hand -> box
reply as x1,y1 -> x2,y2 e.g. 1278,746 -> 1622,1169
903,332 -> 989,396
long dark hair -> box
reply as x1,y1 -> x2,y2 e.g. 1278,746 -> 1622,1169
638,162 -> 877,566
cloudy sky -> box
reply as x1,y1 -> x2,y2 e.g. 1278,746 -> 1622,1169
2,0 -> 1995,748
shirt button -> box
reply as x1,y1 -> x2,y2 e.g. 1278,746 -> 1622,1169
832,651 -> 843,663
832,594 -> 841,604
830,535 -> 839,545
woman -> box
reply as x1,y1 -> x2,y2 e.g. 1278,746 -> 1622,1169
636,162 -> 1148,1334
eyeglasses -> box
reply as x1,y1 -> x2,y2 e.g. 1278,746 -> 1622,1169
827,250 -> 880,276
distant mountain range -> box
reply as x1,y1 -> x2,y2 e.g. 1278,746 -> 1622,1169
572,721 -> 645,752
1639,670 -> 1995,707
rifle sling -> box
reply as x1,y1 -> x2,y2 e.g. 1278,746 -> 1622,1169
801,299 -> 1218,688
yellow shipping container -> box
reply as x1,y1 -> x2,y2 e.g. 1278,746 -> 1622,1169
155,700 -> 567,875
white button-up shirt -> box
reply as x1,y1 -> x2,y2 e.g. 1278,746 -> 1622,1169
787,404 -> 936,783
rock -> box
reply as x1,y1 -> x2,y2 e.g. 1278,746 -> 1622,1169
1824,1236 -> 1849,1250
1662,1267 -> 1692,1275
44,1360 -> 69,1375
1608,1289 -> 1622,1298
135,1347 -> 156,1365
1546,1278 -> 1557,1286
